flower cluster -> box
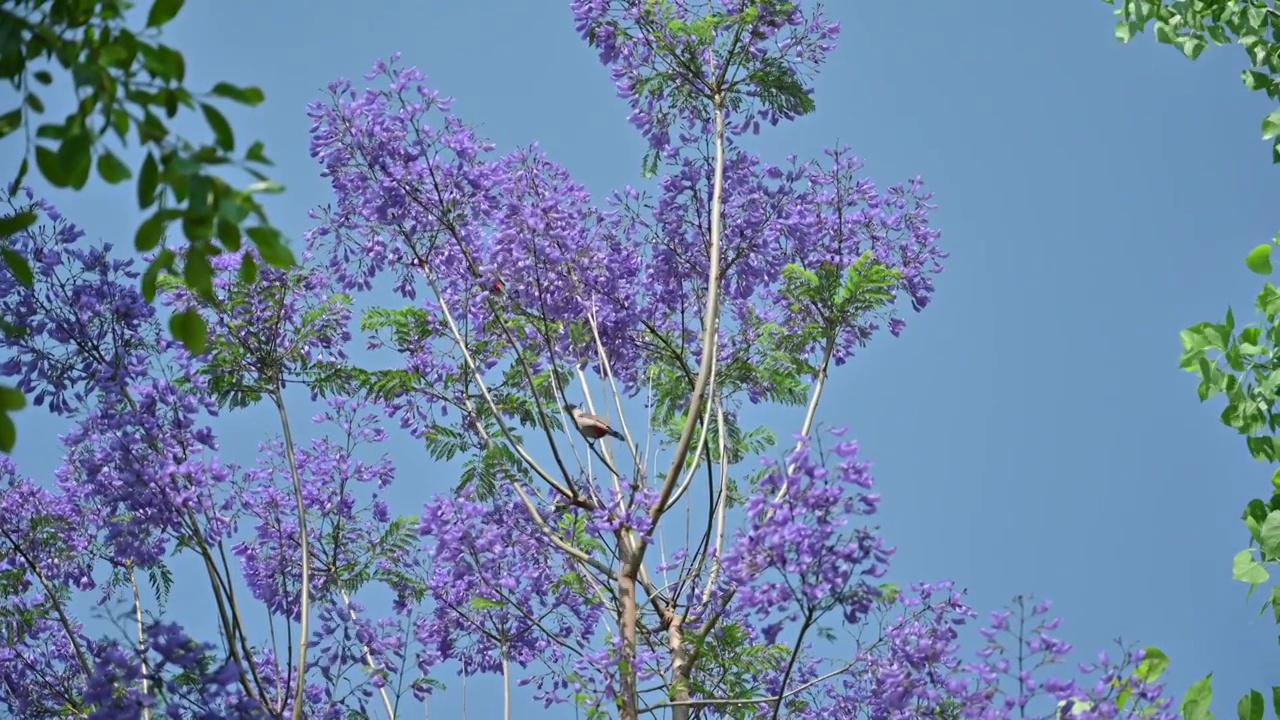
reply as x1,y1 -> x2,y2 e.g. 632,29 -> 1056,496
414,489 -> 606,684
570,0 -> 841,151
82,622 -> 267,719
0,2 -> 1183,719
719,429 -> 891,636
306,54 -> 945,459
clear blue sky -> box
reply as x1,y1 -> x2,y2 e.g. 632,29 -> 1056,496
4,0 -> 1276,717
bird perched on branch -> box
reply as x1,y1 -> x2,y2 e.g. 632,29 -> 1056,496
565,403 -> 625,442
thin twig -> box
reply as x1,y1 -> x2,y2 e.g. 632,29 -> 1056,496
338,588 -> 396,720
271,390 -> 312,720
646,96 -> 729,555
128,564 -> 152,720
0,525 -> 91,676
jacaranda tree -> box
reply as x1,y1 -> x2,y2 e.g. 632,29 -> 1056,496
0,2 -> 1184,718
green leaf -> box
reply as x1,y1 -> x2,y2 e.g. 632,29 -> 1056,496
1134,647 -> 1169,683
210,82 -> 265,107
1262,511 -> 1280,558
0,211 -> 36,239
0,386 -> 25,412
56,130 -> 92,190
0,409 -> 16,453
245,180 -> 284,195
141,248 -> 175,302
1248,244 -> 1274,275
138,153 -> 159,209
1240,690 -> 1265,720
1177,35 -> 1207,59
35,145 -> 65,187
245,141 -> 271,165
183,246 -> 214,296
96,151 -> 132,184
1271,687 -> 1279,720
1182,674 -> 1215,720
168,308 -> 208,355
199,102 -> 234,152
146,0 -> 185,27
246,226 -> 295,267
135,213 -> 166,252
238,253 -> 258,285
1265,109 -> 1280,141
216,217 -> 241,252
7,156 -> 28,197
0,107 -> 20,139
2,248 -> 34,289
1234,549 -> 1270,586
469,596 -> 503,612
1244,71 -> 1273,91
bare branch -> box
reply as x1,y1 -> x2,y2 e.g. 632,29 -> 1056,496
647,97 -> 729,551
128,564 -> 152,720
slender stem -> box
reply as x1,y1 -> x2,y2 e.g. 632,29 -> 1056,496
686,338 -> 837,667
774,337 -> 836,504
501,643 -> 512,720
663,342 -> 720,510
700,403 -> 732,608
770,612 -> 815,720
421,269 -> 575,502
213,539 -> 271,704
271,390 -> 312,720
128,564 -> 152,720
339,587 -> 396,720
648,94 -> 728,552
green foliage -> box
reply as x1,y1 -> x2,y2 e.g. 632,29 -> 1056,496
1105,0 -> 1280,163
612,1 -> 815,176
0,0 -> 298,452
164,267 -> 353,410
683,621 -> 793,719
459,441 -> 530,500
778,252 -> 902,350
1179,240 -> 1280,718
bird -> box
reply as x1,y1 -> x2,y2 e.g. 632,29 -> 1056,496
564,403 -> 625,442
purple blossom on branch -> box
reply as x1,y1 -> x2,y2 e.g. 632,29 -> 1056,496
0,2 -> 1182,719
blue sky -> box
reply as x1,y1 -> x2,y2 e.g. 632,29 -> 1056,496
3,0 -> 1277,717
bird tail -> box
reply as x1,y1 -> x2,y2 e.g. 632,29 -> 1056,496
609,428 -> 625,441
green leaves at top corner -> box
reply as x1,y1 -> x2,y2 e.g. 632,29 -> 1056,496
1247,244 -> 1273,275
1237,689 -> 1264,720
146,0 -> 185,28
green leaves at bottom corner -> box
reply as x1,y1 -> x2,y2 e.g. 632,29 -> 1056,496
1182,673 -> 1215,720
1237,689 -> 1264,720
